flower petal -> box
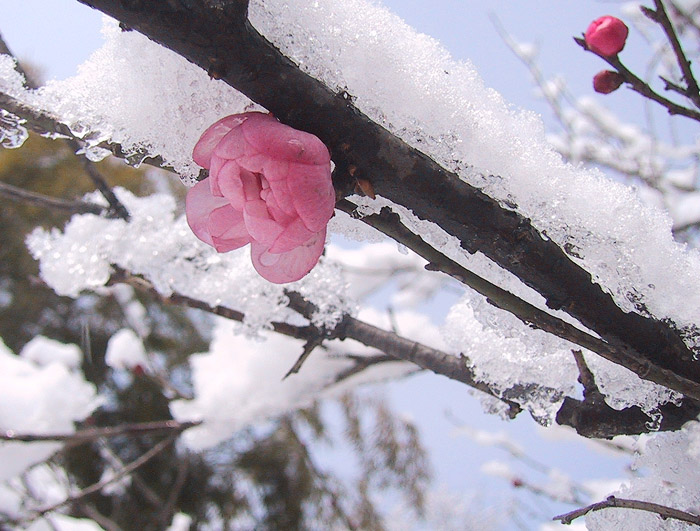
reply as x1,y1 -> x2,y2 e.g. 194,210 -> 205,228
193,114 -> 248,168
185,178 -> 230,247
250,229 -> 326,284
241,113 -> 331,165
243,199 -> 284,245
286,162 -> 336,232
217,160 -> 245,210
208,204 -> 250,252
267,218 -> 316,254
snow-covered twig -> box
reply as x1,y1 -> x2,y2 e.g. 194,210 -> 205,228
108,267 -> 521,416
553,495 -> 700,526
1,33 -> 131,220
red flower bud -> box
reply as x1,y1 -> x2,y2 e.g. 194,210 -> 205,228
593,70 -> 624,94
585,16 -> 629,56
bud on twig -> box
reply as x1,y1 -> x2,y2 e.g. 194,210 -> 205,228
585,16 -> 629,57
593,70 -> 624,94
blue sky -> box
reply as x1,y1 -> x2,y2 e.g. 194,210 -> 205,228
3,1 -> 644,527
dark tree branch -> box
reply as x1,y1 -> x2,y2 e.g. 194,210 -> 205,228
556,393 -> 697,438
0,180 -> 107,216
554,495 -> 700,526
558,349 -> 698,438
73,0 -> 700,405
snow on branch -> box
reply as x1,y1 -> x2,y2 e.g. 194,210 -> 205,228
65,0 -> 700,426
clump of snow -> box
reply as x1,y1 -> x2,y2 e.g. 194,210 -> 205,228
5,19 -> 255,180
166,513 -> 193,531
170,316 -> 351,450
583,352 -> 682,416
443,292 -> 577,422
20,336 -> 82,370
26,189 -> 352,334
171,306 -> 438,450
0,337 -> 100,481
105,328 -> 149,370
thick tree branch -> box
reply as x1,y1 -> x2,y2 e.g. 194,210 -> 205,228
337,200 -> 700,402
74,0 -> 700,402
554,495 -> 700,526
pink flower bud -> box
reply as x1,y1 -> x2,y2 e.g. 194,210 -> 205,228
585,16 -> 629,57
593,70 -> 624,94
186,112 -> 335,284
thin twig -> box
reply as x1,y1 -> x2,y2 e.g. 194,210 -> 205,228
643,0 -> 700,108
77,502 -> 124,531
571,349 -> 600,398
574,36 -> 700,121
33,432 -> 181,517
0,420 -> 200,444
0,180 -> 107,216
68,138 -> 131,220
98,440 -> 164,508
284,336 -> 325,379
554,495 -> 700,526
157,455 -> 189,528
108,268 -> 520,416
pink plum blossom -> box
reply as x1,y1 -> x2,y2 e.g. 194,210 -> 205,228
186,112 -> 335,283
585,16 -> 629,57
